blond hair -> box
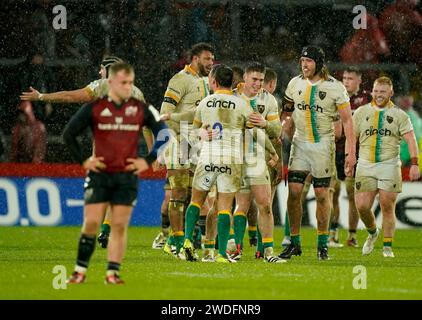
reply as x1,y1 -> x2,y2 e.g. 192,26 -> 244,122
319,65 -> 330,81
374,76 -> 393,88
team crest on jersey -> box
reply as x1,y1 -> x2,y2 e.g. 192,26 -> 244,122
366,116 -> 370,121
258,105 -> 265,114
356,182 -> 361,190
298,90 -> 302,96
386,116 -> 393,124
202,176 -> 211,188
319,91 -> 326,100
115,117 -> 123,124
125,106 -> 137,117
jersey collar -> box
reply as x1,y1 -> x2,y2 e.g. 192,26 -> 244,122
237,82 -> 262,99
214,89 -> 233,95
306,78 -> 322,86
371,99 -> 394,110
107,95 -> 129,108
184,64 -> 199,77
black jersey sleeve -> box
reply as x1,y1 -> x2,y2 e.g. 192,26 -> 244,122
142,104 -> 169,165
62,103 -> 93,164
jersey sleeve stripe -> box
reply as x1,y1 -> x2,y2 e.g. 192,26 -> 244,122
284,95 -> 293,102
193,119 -> 202,127
337,102 -> 350,111
84,86 -> 96,99
164,91 -> 180,103
266,114 -> 279,121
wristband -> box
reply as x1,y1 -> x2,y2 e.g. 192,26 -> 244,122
410,157 -> 419,166
39,93 -> 44,101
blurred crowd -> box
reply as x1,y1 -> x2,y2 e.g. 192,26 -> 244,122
0,0 -> 422,167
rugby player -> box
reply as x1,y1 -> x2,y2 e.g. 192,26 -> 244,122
159,43 -> 215,256
20,56 -> 152,249
353,76 -> 420,258
182,64 -> 280,263
279,46 -> 356,260
252,67 -> 284,257
231,62 -> 285,263
329,66 -> 371,248
63,63 -> 167,283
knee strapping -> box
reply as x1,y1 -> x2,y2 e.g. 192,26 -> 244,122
288,171 -> 309,184
313,177 -> 331,188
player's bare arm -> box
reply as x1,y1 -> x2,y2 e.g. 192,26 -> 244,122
20,86 -> 93,103
403,130 -> 420,181
338,106 -> 356,177
280,96 -> 294,125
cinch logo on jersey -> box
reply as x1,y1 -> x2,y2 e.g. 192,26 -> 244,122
296,102 -> 324,113
206,99 -> 236,110
364,126 -> 392,137
205,164 -> 232,174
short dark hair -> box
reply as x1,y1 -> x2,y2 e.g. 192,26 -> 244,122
245,62 -> 266,74
344,66 -> 362,77
264,68 -> 277,83
109,62 -> 134,77
231,65 -> 244,79
189,42 -> 215,60
210,64 -> 233,88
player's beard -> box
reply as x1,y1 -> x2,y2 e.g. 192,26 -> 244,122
198,63 -> 210,77
374,96 -> 390,107
302,68 -> 316,79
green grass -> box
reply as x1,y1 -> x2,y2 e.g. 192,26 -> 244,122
0,226 -> 421,299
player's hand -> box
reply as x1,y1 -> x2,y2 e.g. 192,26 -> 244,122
20,87 -> 41,101
268,152 -> 279,168
152,160 -> 165,172
344,153 -> 356,177
409,165 -> 420,181
125,157 -> 149,174
83,156 -> 106,172
199,125 -> 211,141
274,137 -> 282,146
248,112 -> 266,128
160,113 -> 170,121
199,124 -> 219,141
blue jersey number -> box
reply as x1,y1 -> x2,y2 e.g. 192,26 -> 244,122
212,122 -> 223,140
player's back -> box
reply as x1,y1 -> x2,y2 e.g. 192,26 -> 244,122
195,90 -> 251,164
